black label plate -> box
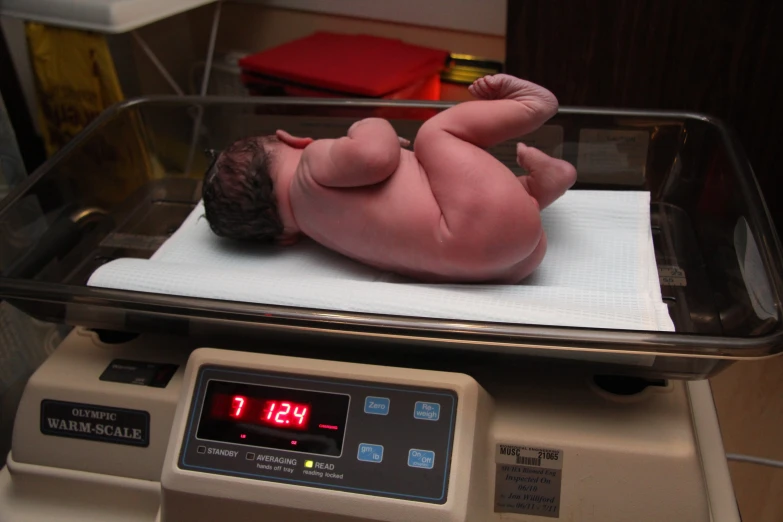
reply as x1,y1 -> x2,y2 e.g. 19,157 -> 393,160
40,400 -> 150,447
100,359 -> 178,388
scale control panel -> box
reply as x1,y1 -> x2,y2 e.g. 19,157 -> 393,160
178,364 -> 458,504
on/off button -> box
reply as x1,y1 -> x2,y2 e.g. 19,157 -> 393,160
364,397 -> 390,415
408,449 -> 435,469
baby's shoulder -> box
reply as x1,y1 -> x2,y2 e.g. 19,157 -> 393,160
298,139 -> 334,171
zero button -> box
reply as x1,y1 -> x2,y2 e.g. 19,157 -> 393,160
364,397 -> 390,416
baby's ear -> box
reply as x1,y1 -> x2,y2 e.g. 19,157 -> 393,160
276,234 -> 300,246
276,129 -> 313,149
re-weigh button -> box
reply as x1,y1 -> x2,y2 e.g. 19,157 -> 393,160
357,443 -> 384,463
364,396 -> 390,415
414,401 -> 440,421
408,449 -> 435,469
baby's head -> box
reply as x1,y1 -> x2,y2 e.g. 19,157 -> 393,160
202,135 -> 285,243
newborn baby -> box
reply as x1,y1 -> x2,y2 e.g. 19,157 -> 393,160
203,74 -> 576,283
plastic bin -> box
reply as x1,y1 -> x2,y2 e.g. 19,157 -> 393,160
0,96 -> 781,380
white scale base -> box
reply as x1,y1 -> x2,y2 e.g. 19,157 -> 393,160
0,328 -> 740,521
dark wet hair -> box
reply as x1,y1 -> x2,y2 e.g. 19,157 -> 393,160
202,136 -> 284,243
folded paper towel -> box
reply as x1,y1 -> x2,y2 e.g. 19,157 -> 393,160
88,190 -> 674,332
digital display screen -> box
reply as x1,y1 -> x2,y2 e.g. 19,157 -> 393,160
221,395 -> 311,430
197,380 -> 350,456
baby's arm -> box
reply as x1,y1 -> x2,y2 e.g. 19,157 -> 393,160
308,118 -> 401,188
420,74 -> 558,148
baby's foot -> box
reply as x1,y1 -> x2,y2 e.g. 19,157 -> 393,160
468,74 -> 528,100
469,74 -> 558,109
516,142 -> 577,210
469,75 -> 503,100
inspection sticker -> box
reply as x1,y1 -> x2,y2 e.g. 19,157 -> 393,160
659,266 -> 687,287
494,444 -> 563,518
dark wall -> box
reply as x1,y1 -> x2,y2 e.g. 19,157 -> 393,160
506,0 -> 783,232
0,24 -> 45,175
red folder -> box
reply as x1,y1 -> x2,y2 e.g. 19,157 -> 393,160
239,32 -> 449,98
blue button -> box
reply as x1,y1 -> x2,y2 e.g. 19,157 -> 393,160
413,401 -> 440,421
357,443 -> 384,463
408,449 -> 435,469
364,396 -> 390,416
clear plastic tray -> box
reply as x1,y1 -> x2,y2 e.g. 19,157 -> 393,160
1,96 -> 781,380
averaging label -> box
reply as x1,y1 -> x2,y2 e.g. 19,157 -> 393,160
495,444 -> 563,518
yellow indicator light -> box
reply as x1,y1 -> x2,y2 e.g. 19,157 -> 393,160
305,460 -> 314,468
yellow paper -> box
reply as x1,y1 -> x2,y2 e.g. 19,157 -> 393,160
25,23 -> 156,205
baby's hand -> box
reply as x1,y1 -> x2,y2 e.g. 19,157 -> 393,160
398,136 -> 411,148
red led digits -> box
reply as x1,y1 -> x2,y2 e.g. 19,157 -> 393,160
202,383 -> 351,456
275,402 -> 291,424
261,400 -> 309,429
264,401 -> 277,421
293,405 -> 308,426
230,396 -> 246,419
217,394 -> 310,430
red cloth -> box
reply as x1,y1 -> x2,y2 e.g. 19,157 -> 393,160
239,32 -> 449,97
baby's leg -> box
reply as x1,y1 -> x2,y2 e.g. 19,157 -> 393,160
419,74 -> 559,149
415,74 -> 563,225
412,74 -> 564,277
464,75 -> 576,210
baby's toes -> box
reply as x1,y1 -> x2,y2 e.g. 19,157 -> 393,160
482,74 -> 505,92
468,78 -> 485,95
469,77 -> 493,98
